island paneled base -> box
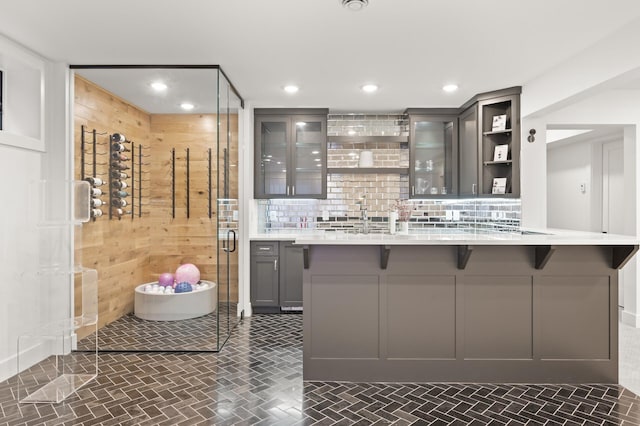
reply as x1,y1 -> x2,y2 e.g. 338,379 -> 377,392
303,244 -> 630,383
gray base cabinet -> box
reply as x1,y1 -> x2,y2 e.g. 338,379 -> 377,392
250,242 -> 279,309
303,244 -> 623,383
250,241 -> 303,313
279,241 -> 303,308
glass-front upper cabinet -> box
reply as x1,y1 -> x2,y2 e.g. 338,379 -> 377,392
293,116 -> 326,197
255,116 -> 289,197
407,111 -> 458,198
254,109 -> 327,199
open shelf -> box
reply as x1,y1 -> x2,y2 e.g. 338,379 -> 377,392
483,129 -> 512,135
327,167 -> 410,175
328,135 -> 408,144
483,160 -> 513,166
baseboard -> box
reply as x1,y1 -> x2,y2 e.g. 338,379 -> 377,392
0,341 -> 49,382
0,355 -> 17,383
621,309 -> 640,328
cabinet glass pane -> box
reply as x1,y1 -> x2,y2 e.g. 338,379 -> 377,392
459,108 -> 478,196
259,121 -> 287,196
293,120 -> 323,196
413,120 -> 453,195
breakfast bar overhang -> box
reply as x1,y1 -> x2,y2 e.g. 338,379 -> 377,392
296,231 -> 639,383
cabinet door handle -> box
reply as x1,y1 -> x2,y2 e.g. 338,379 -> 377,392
286,185 -> 290,196
292,186 -> 295,196
274,259 -> 278,271
259,247 -> 270,251
472,183 -> 477,195
412,185 -> 415,196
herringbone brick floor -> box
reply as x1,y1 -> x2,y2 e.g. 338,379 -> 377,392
78,304 -> 237,352
1,314 -> 640,425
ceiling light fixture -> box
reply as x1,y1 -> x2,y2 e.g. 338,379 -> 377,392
342,0 -> 369,11
180,102 -> 195,111
361,84 -> 378,93
151,81 -> 168,91
442,84 -> 459,93
284,85 -> 299,94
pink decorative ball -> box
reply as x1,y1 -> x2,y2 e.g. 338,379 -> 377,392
175,263 -> 200,286
158,272 -> 174,287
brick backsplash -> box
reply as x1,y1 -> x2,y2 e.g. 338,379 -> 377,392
257,197 -> 521,234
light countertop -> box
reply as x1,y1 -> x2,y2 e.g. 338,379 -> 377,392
251,228 -> 639,246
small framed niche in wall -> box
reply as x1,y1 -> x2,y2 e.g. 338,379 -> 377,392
0,34 -> 46,151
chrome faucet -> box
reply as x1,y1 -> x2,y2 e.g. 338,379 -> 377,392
358,195 -> 369,234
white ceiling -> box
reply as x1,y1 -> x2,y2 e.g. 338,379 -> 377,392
75,68 -> 233,114
2,0 -> 640,112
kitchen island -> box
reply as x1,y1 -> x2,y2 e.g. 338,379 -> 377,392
295,229 -> 638,383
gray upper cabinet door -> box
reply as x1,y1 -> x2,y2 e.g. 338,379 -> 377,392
291,115 -> 327,198
407,113 -> 458,198
255,116 -> 289,198
254,109 -> 328,199
458,105 -> 479,197
279,241 -> 303,308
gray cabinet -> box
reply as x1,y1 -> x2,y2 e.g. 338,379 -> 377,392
457,87 -> 521,198
279,241 -> 303,308
406,110 -> 458,198
458,105 -> 479,197
250,242 -> 279,309
254,108 -> 328,199
250,240 -> 303,312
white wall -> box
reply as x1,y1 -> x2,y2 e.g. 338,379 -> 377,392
0,35 -> 71,381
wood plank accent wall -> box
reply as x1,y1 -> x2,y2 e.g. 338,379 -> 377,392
148,114 -> 239,303
74,75 -> 153,329
74,75 -> 239,333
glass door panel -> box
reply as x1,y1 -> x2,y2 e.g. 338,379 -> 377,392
413,120 -> 454,196
216,74 -> 241,349
258,118 -> 288,197
293,117 -> 324,197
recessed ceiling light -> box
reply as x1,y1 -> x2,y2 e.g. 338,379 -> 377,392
361,84 -> 378,93
342,0 -> 369,11
442,84 -> 459,93
314,158 -> 321,162
284,85 -> 299,94
180,102 -> 195,111
151,81 -> 167,91
296,121 -> 306,126
311,150 -> 320,155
